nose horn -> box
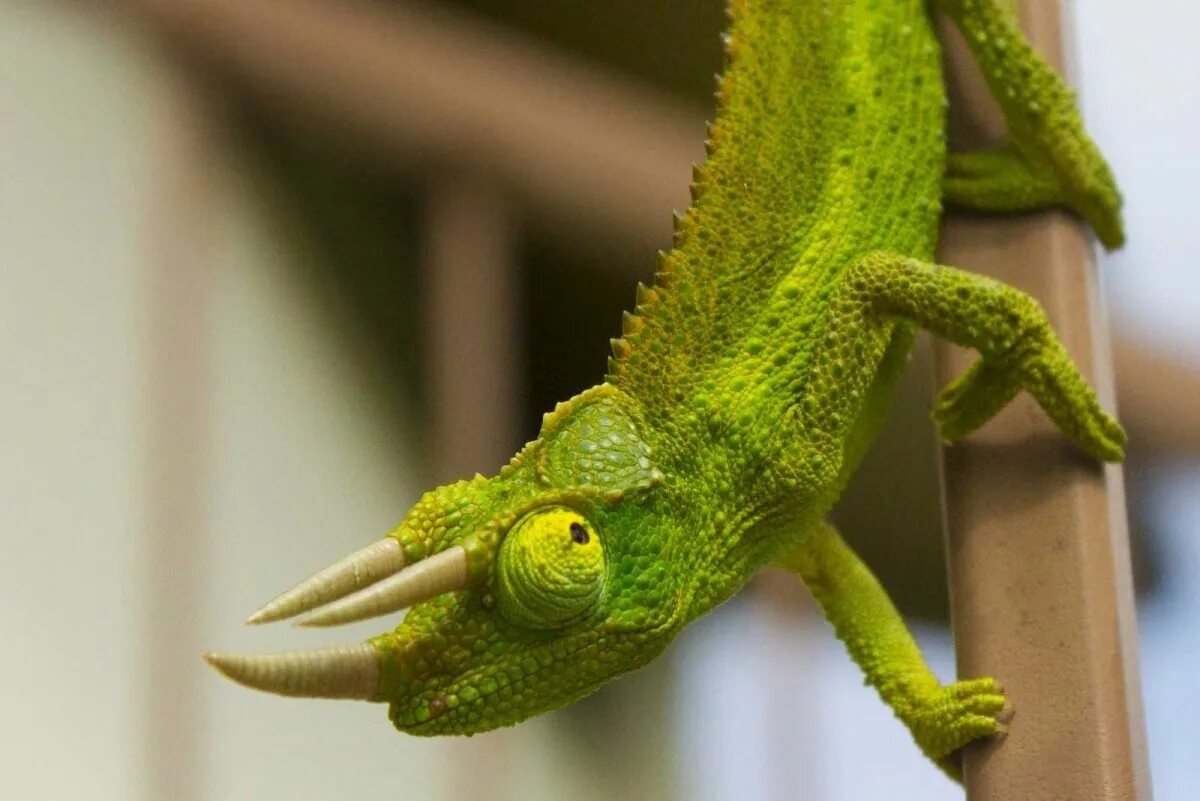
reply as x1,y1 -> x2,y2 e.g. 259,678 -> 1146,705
203,644 -> 380,700
245,538 -> 407,625
297,546 -> 470,628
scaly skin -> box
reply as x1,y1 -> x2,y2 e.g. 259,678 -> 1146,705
212,0 -> 1125,778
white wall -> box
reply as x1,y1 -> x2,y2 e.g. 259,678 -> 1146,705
201,144 -> 451,801
1078,3 -> 1200,799
0,5 -> 445,799
0,6 -> 150,799
1077,0 -> 1200,358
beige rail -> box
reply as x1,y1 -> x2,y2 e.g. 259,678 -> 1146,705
936,2 -> 1150,798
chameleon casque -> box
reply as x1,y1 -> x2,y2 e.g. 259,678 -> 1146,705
206,0 -> 1125,778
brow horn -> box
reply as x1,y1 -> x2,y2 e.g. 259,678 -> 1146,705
203,644 -> 380,700
245,538 -> 407,625
297,546 -> 470,628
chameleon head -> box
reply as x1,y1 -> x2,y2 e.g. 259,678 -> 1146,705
204,386 -> 684,734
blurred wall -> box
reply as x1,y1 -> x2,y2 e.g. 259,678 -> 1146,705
0,5 -> 445,799
0,7 -> 678,801
1,6 -> 151,798
1077,3 -> 1200,797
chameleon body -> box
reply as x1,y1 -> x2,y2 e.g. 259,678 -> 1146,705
208,0 -> 1125,778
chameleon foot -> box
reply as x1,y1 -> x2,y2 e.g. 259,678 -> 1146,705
933,323 -> 1126,462
931,357 -> 1021,443
935,0 -> 1125,249
943,147 -> 1062,214
909,677 -> 1009,781
943,145 -> 1124,251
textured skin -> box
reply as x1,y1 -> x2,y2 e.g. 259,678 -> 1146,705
328,0 -> 1124,775
777,522 -> 1006,780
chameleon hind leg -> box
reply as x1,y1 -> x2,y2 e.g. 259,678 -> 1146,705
933,0 -> 1125,249
776,521 -> 1007,781
841,252 -> 1125,461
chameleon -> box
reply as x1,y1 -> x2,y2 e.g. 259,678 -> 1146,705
205,0 -> 1125,779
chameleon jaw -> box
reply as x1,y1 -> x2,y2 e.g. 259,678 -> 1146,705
206,539 -> 471,700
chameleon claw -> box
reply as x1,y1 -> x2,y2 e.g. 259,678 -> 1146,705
996,700 -> 1016,726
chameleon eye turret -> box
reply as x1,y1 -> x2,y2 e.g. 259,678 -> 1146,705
495,508 -> 605,629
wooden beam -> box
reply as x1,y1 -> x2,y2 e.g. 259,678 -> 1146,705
421,177 -> 521,801
123,0 -> 702,265
935,3 -> 1151,798
422,175 -> 522,483
1113,335 -> 1200,460
138,64 -> 218,801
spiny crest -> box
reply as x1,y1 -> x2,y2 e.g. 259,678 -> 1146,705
621,311 -> 644,336
689,163 -> 708,204
635,282 -> 660,308
667,4 -> 740,260
656,248 -> 679,275
704,122 -> 717,157
538,394 -> 587,436
605,356 -> 622,383
605,0 -> 745,387
605,256 -> 676,383
502,386 -> 603,477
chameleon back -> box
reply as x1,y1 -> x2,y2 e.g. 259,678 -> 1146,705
609,0 -> 947,447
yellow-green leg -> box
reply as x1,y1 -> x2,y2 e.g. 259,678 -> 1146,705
777,521 -> 1007,780
943,146 -> 1061,212
934,0 -> 1125,249
843,252 -> 1126,461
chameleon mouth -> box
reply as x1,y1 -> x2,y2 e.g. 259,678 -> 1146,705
204,537 -> 470,700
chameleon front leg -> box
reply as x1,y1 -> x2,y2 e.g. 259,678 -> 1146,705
776,521 -> 1007,780
933,0 -> 1125,249
840,252 -> 1125,461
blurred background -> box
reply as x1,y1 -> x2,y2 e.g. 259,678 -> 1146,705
2,1 -> 1196,799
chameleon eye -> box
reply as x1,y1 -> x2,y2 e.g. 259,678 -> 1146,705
496,507 -> 604,630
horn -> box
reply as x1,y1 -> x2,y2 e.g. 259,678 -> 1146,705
203,644 -> 380,700
246,538 -> 407,625
297,546 -> 469,628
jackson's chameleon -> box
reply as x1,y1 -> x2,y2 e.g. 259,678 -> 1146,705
206,0 -> 1125,778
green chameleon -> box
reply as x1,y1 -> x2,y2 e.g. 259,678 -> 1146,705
206,0 -> 1125,779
